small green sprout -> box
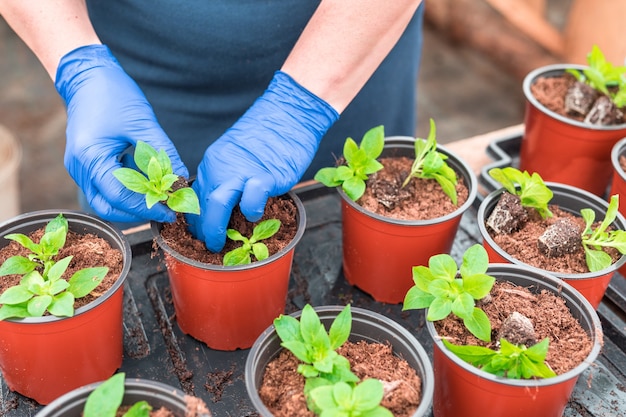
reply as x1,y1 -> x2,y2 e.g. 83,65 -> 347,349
113,141 -> 200,215
566,45 -> 626,105
0,214 -> 109,320
308,379 -> 392,417
223,219 -> 281,266
83,373 -> 152,417
488,167 -> 553,219
442,338 -> 557,379
314,125 -> 385,201
403,244 -> 495,342
581,194 -> 626,272
402,119 -> 458,205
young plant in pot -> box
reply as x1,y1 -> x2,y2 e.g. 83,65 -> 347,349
478,167 -> 626,308
36,372 -> 212,417
402,244 -> 602,417
114,141 -> 306,351
314,121 -> 477,303
245,304 -> 434,417
0,210 -> 131,405
609,137 -> 626,277
520,44 -> 626,196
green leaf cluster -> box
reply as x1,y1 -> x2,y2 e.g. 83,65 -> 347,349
113,141 -> 200,215
0,214 -> 108,320
274,304 -> 392,416
314,126 -> 385,201
566,45 -> 626,107
581,194 -> 626,272
488,167 -> 553,219
442,338 -> 556,379
402,119 -> 458,205
403,244 -> 495,342
223,219 -> 281,266
83,373 -> 152,417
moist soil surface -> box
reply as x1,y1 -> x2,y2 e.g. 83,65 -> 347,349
357,156 -> 469,220
259,340 -> 422,417
0,223 -> 124,311
436,280 -> 593,375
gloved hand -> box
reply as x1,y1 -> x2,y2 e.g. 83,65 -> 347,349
188,71 -> 339,252
55,44 -> 188,224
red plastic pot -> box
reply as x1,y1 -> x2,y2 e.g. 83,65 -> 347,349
477,183 -> 626,308
151,192 -> 305,351
520,64 -> 626,196
341,137 -> 477,304
427,264 -> 602,417
0,210 -> 131,405
610,137 -> 626,277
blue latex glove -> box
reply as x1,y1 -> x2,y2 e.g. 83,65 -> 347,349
55,44 -> 188,224
188,71 -> 339,252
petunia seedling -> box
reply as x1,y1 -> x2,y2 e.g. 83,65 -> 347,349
581,194 -> 626,272
223,219 -> 281,266
402,119 -> 459,205
403,244 -> 495,342
0,214 -> 109,320
488,167 -> 553,219
83,373 -> 152,417
113,141 -> 200,215
314,125 -> 385,201
308,379 -> 393,417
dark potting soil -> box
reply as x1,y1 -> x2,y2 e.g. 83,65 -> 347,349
0,227 -> 124,311
435,280 -> 593,376
259,340 -> 422,417
358,156 -> 469,220
159,195 -> 298,264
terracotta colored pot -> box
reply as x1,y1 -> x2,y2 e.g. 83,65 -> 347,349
151,192 -> 305,351
610,137 -> 626,277
520,64 -> 626,196
0,210 -> 131,405
245,305 -> 434,417
341,137 -> 477,304
427,264 -> 602,417
477,183 -> 626,308
36,378 -> 208,416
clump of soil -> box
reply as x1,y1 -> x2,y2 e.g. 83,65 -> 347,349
531,72 -> 625,125
0,222 -> 124,311
259,340 -> 422,417
435,280 -> 594,375
358,156 -> 469,220
115,395 -> 211,416
159,195 -> 298,264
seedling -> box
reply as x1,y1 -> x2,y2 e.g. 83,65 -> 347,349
581,194 -> 626,272
488,167 -> 553,219
442,338 -> 556,379
314,125 -> 385,201
403,244 -> 495,342
566,45 -> 626,107
223,219 -> 281,266
83,373 -> 152,417
0,214 -> 109,320
402,119 -> 458,205
113,141 -> 200,215
308,379 -> 392,417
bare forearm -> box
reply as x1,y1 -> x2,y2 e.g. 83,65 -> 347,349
0,0 -> 100,79
281,0 -> 422,113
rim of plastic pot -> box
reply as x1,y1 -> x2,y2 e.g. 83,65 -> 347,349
611,136 -> 626,182
0,209 -> 131,324
150,191 -> 306,271
426,263 -> 603,387
35,378 -> 196,417
245,305 -> 435,417
478,181 -> 626,279
523,63 -> 626,131
338,136 -> 477,226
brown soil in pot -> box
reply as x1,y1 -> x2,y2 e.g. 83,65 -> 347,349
358,156 -> 469,220
435,280 -> 594,376
115,395 -> 211,416
259,340 -> 422,417
159,195 -> 298,264
0,225 -> 124,311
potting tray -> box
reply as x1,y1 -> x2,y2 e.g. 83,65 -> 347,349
3,156 -> 626,417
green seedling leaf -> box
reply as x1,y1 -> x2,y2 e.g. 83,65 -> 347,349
581,194 -> 626,272
0,255 -> 37,277
403,244 -> 495,342
223,219 -> 281,266
83,372 -> 152,417
488,167 -> 553,219
167,188 -> 200,215
68,267 -> 109,298
309,379 -> 393,417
